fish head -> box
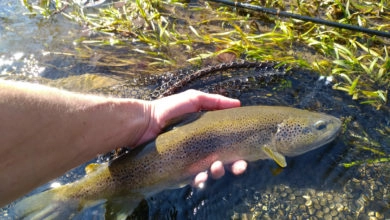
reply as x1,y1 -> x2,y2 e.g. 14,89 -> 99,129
272,111 -> 342,158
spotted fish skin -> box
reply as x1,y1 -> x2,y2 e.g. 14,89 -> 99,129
12,106 -> 341,219
108,106 -> 341,193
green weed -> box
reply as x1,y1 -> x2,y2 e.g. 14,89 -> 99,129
21,0 -> 389,108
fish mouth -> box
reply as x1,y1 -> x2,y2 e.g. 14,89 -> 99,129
312,117 -> 342,150
320,127 -> 340,146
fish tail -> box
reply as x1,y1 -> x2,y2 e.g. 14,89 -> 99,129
10,187 -> 79,220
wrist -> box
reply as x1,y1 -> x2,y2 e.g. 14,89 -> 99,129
86,98 -> 152,154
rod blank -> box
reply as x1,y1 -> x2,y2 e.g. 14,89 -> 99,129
209,0 -> 390,38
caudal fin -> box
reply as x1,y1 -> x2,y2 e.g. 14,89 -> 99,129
9,188 -> 80,220
7,182 -> 147,219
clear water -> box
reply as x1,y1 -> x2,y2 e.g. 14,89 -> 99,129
0,1 -> 389,219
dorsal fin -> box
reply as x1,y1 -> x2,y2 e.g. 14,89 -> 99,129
262,146 -> 287,167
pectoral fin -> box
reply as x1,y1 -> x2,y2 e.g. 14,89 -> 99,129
262,146 -> 287,167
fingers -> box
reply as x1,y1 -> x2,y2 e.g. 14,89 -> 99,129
156,90 -> 240,120
193,160 -> 248,189
188,90 -> 241,111
230,160 -> 247,175
210,161 -> 225,179
209,160 -> 247,178
151,90 -> 240,134
193,171 -> 208,188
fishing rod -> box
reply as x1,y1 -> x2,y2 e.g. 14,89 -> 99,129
208,0 -> 390,38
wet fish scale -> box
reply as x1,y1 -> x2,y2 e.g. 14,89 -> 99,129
12,106 -> 341,219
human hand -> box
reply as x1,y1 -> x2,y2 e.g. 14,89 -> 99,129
193,160 -> 248,188
137,89 -> 247,187
136,89 -> 241,145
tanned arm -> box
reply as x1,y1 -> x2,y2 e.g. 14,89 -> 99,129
0,80 -> 246,206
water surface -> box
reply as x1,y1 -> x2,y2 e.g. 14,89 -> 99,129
0,0 -> 389,219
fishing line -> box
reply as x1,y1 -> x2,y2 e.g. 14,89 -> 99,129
208,0 -> 390,38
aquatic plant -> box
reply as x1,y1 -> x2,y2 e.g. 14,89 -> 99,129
21,0 -> 389,108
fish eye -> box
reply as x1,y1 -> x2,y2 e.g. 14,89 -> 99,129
314,120 -> 327,130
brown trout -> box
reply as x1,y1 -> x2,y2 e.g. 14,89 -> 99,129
11,106 -> 341,219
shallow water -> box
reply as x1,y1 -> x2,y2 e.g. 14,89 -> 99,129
1,0 -> 389,219
118,64 -> 388,219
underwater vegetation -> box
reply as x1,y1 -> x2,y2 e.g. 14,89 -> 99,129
21,0 -> 389,109
1,2 -> 389,216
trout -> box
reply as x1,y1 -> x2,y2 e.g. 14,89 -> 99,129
10,106 -> 341,219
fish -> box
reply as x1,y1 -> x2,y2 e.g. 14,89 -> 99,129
9,106 -> 341,219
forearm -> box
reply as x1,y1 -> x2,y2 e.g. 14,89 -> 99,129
0,80 -> 150,205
